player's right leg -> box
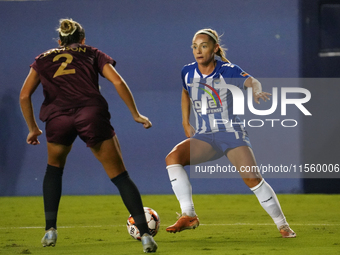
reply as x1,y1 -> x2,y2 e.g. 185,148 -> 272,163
76,106 -> 156,252
165,137 -> 217,233
90,136 -> 157,252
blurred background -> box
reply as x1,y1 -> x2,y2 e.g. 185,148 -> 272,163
0,0 -> 339,196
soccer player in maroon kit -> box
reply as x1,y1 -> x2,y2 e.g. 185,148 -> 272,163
19,18 -> 157,253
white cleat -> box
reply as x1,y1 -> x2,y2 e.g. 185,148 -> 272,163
41,228 -> 58,247
141,233 -> 158,253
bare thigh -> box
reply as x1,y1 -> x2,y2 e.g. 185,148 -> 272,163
165,138 -> 218,166
47,142 -> 73,168
226,146 -> 263,188
90,135 -> 126,179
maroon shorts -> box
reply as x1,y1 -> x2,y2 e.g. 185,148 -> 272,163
45,106 -> 115,147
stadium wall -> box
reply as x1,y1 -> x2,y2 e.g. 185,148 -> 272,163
0,0 -> 303,196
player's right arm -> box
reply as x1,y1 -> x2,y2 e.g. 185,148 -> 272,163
102,63 -> 152,129
181,88 -> 195,137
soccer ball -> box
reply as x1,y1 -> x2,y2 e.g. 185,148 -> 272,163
126,207 -> 160,240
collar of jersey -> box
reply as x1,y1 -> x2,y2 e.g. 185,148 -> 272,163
195,60 -> 223,78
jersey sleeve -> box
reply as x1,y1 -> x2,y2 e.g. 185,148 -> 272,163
30,59 -> 38,72
181,67 -> 188,90
181,64 -> 193,91
95,49 -> 116,77
227,64 -> 252,90
30,53 -> 44,73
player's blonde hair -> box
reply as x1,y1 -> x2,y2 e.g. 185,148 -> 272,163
57,18 -> 85,46
194,28 -> 230,63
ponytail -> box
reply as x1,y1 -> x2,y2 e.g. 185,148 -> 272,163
216,45 -> 230,63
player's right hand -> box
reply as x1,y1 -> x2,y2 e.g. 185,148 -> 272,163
183,123 -> 195,138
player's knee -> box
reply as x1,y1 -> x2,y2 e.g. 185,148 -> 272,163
47,158 -> 67,168
243,177 -> 262,188
165,152 -> 173,165
165,150 -> 179,166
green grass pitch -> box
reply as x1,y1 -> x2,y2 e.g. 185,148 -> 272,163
1,194 -> 339,255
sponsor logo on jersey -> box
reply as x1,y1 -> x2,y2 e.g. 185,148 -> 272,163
198,82 -> 223,107
240,71 -> 249,77
195,82 -> 223,115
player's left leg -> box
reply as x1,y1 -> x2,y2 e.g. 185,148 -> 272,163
41,142 -> 73,247
226,146 -> 296,238
41,109 -> 79,246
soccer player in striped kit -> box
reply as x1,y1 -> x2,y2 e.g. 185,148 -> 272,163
165,28 -> 296,238
19,18 -> 157,252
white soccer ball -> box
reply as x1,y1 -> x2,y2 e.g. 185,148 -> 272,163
126,207 -> 160,240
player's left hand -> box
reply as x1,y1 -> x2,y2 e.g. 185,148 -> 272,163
27,129 -> 43,145
134,114 -> 152,129
253,91 -> 271,104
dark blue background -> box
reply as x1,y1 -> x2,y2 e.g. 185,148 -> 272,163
0,0 -> 304,196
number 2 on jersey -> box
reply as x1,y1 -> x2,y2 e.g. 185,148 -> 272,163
53,53 -> 76,78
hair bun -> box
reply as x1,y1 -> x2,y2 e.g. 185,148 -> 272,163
57,19 -> 77,37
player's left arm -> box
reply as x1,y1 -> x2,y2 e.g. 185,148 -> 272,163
19,68 -> 43,145
244,77 -> 271,104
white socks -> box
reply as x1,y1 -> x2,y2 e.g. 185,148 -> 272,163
251,179 -> 288,229
167,164 -> 287,228
166,164 -> 196,217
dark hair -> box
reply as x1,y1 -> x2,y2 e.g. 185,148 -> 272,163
57,18 -> 85,46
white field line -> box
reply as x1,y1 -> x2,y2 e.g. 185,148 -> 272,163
0,223 -> 338,230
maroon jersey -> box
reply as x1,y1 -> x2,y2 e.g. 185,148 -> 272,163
31,43 -> 116,122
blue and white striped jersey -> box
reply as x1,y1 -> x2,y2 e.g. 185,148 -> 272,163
181,60 -> 250,134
